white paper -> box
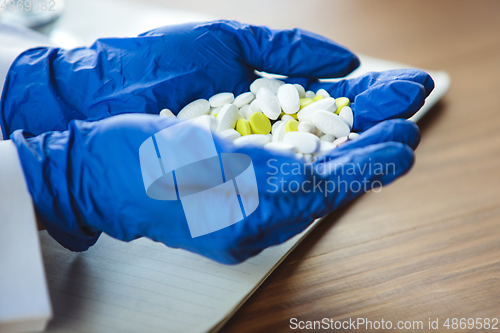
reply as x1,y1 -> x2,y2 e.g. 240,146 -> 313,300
0,141 -> 52,333
40,220 -> 321,333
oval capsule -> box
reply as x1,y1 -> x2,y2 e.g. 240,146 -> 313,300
293,84 -> 306,98
216,104 -> 239,132
177,99 -> 210,120
233,134 -> 271,147
159,109 -> 175,117
272,121 -> 287,142
250,78 -> 285,95
283,132 -> 320,154
297,97 -> 337,122
298,122 -> 315,133
257,87 -> 281,120
277,84 -> 300,114
339,106 -> 354,130
209,92 -> 234,107
218,129 -> 241,141
234,92 -> 255,108
312,110 -> 350,138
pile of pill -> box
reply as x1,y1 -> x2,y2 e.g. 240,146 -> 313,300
159,78 -> 359,162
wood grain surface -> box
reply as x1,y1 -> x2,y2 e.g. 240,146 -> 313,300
147,0 -> 500,331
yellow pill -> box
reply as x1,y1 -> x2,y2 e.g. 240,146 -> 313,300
249,112 -> 271,134
285,119 -> 299,132
299,98 -> 314,110
236,119 -> 252,136
214,113 -> 218,118
335,97 -> 351,115
280,111 -> 298,120
313,95 -> 325,101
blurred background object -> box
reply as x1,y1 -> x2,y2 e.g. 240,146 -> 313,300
0,0 -> 64,33
0,0 -> 216,48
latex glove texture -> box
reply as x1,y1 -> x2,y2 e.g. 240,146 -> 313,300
0,20 -> 432,137
2,20 -> 434,263
12,114 -> 420,264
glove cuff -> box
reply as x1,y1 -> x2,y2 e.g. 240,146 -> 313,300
11,129 -> 101,252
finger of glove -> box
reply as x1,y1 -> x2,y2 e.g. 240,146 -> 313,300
233,141 -> 415,256
351,80 -> 428,131
318,120 -> 421,164
202,20 -> 360,78
312,141 -> 415,216
214,134 -> 312,193
227,215 -> 316,261
307,69 -> 435,99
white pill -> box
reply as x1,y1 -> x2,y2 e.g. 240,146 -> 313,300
250,99 -> 261,113
305,90 -> 316,99
198,115 -> 218,132
315,141 -> 337,157
218,129 -> 241,141
264,142 -> 296,156
320,134 -> 336,142
303,154 -> 313,163
257,87 -> 281,120
234,92 -> 255,108
316,88 -> 330,98
281,115 -> 295,123
277,84 -> 300,114
210,106 -> 222,115
312,110 -> 350,138
159,109 -> 175,117
272,121 -> 287,142
237,112 -> 246,120
177,99 -> 210,120
297,97 -> 337,122
333,136 -> 349,146
283,132 -> 320,154
239,105 -> 252,119
339,106 -> 354,130
209,92 -> 234,107
314,127 -> 324,137
250,78 -> 285,95
293,84 -> 306,98
233,134 -> 270,147
349,132 -> 360,140
298,122 -> 315,133
272,120 -> 283,135
216,104 -> 239,132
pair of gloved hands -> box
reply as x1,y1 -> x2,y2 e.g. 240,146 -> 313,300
0,20 -> 434,264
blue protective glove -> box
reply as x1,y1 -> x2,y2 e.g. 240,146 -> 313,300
11,115 -> 420,264
2,20 -> 435,263
0,20 -> 433,137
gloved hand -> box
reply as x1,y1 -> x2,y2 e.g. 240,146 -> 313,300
0,20 -> 433,137
2,20 -> 435,264
11,114 -> 420,264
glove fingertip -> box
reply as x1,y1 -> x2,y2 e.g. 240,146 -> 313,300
414,69 -> 435,97
385,119 -> 421,150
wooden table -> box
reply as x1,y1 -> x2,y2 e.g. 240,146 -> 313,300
64,0 -> 498,331
155,0 -> 500,331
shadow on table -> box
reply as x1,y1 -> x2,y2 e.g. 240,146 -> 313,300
416,99 -> 447,136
